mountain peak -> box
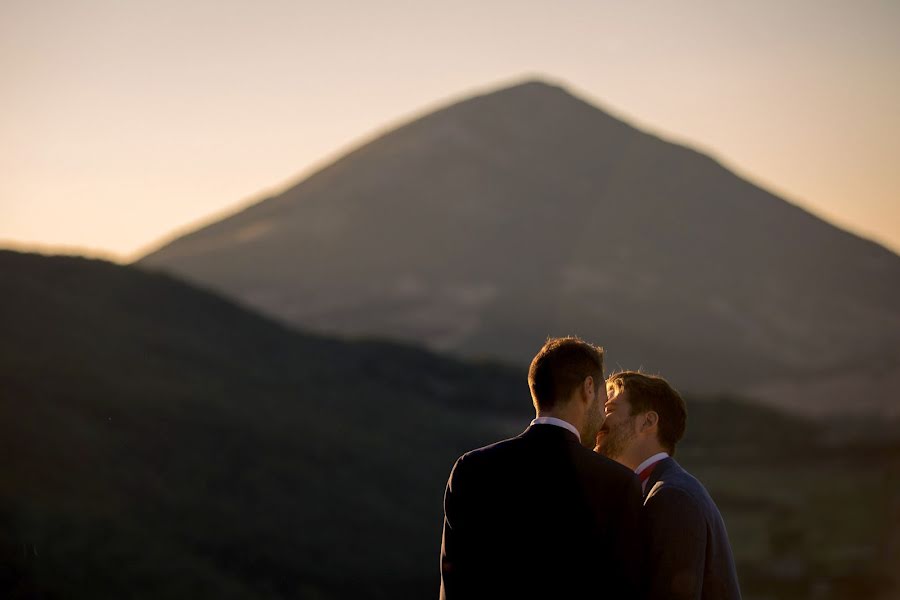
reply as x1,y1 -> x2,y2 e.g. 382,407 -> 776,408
461,77 -> 593,112
490,77 -> 568,95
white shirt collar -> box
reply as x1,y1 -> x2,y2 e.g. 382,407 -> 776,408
530,416 -> 581,443
634,452 -> 669,475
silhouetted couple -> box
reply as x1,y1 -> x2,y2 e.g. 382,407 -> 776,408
439,336 -> 742,599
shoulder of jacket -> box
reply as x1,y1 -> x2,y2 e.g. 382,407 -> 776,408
645,479 -> 709,520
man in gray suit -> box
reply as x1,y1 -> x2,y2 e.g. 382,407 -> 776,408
595,371 -> 741,600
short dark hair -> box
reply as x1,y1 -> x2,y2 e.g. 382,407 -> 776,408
528,337 -> 604,412
606,371 -> 687,454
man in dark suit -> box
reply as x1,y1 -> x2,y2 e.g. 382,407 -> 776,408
595,371 -> 741,600
439,337 -> 643,599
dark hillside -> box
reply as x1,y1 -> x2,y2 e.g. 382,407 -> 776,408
1,250 -> 896,598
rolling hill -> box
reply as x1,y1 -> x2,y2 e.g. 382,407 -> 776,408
0,249 -> 529,598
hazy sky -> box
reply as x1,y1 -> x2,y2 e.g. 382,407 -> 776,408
2,0 -> 899,261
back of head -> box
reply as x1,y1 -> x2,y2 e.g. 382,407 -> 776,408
607,371 -> 687,454
528,336 -> 604,412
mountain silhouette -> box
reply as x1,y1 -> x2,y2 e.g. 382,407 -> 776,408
138,79 -> 900,413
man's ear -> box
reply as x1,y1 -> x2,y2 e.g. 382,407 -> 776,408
582,376 -> 595,404
641,411 -> 659,433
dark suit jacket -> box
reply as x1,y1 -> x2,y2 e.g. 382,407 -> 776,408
440,423 -> 643,599
643,457 -> 741,600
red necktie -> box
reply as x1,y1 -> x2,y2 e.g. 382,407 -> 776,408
638,463 -> 657,493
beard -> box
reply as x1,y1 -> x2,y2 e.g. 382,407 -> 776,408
595,415 -> 637,461
580,395 -> 605,449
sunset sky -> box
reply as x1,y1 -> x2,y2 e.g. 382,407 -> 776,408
2,0 -> 898,260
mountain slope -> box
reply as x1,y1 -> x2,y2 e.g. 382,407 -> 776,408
140,79 -> 900,408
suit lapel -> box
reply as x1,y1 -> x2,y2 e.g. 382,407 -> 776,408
643,457 -> 678,500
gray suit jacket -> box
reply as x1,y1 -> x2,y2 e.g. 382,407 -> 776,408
643,457 -> 741,600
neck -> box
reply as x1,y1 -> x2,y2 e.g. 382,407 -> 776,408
535,408 -> 581,434
620,444 -> 668,471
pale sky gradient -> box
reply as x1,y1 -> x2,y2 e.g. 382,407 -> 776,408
2,0 -> 899,261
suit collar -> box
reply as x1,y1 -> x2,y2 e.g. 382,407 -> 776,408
523,422 -> 582,445
529,416 -> 581,443
635,452 -> 669,475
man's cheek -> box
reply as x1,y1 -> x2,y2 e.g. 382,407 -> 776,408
594,430 -> 607,451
